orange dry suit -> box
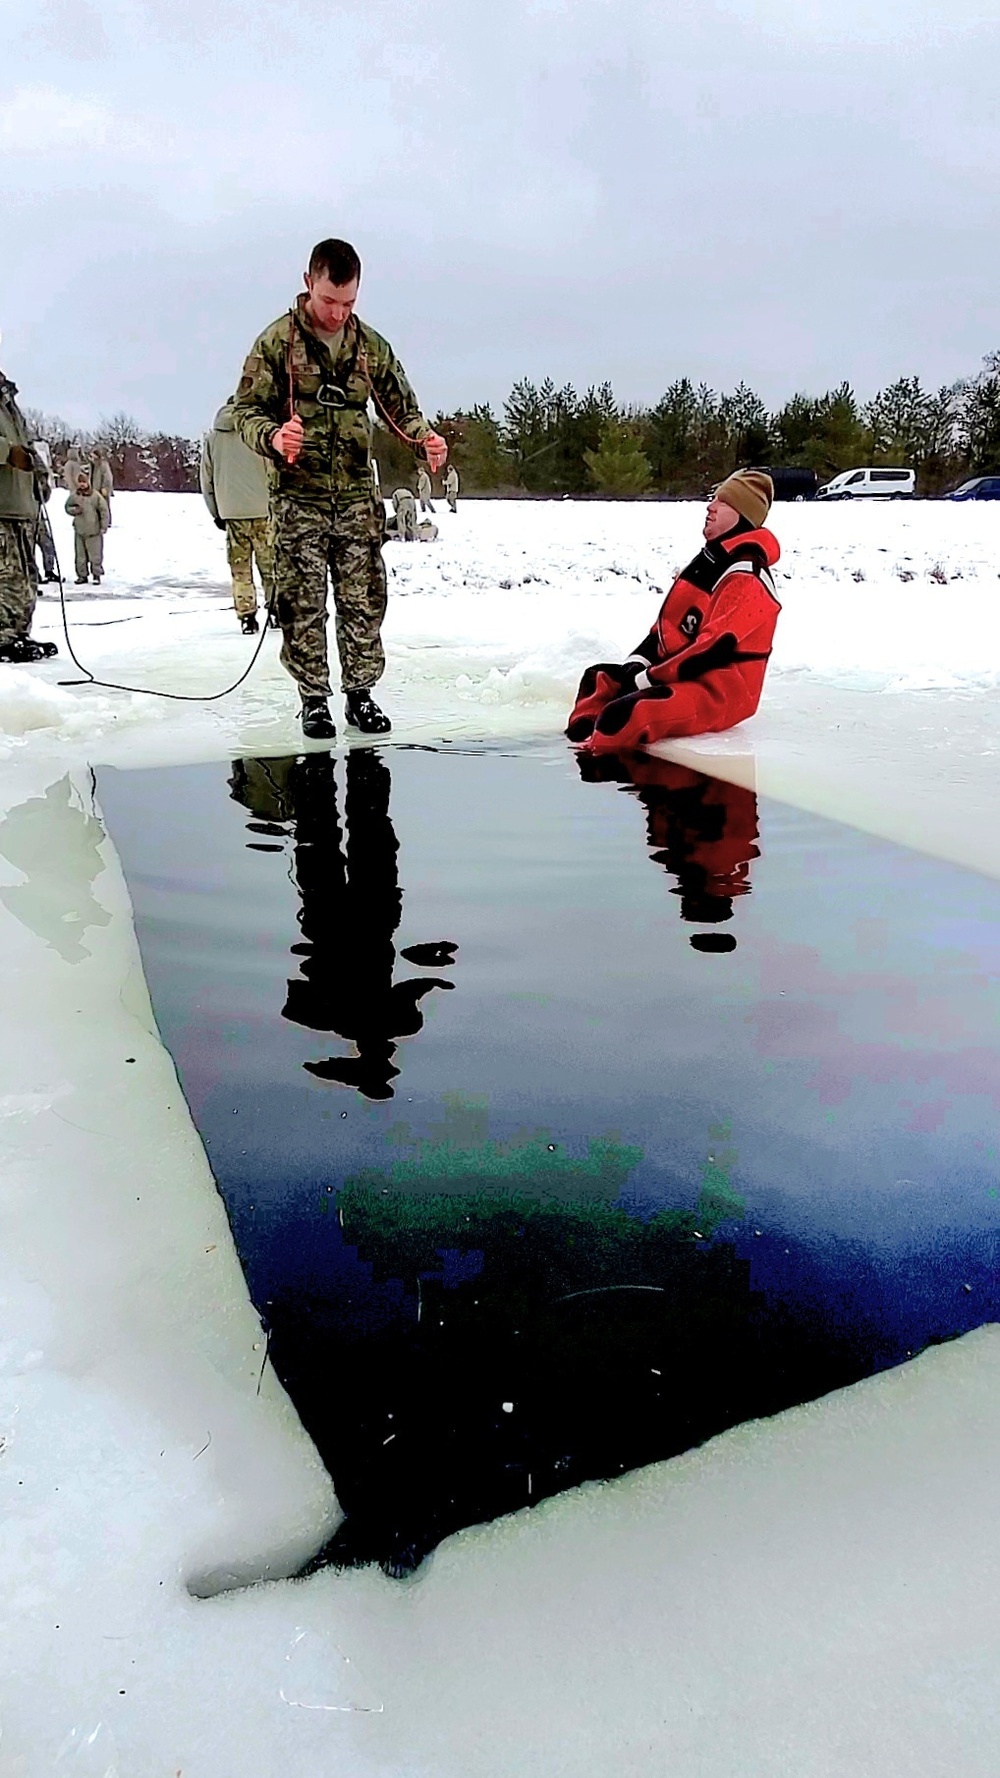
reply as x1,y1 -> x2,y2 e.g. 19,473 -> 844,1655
567,522 -> 781,753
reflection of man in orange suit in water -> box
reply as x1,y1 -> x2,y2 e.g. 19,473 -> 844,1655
578,753 -> 759,951
228,749 -> 456,1098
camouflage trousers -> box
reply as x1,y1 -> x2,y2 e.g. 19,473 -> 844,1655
0,518 -> 38,646
272,496 -> 387,699
225,516 -> 274,618
35,510 -> 58,578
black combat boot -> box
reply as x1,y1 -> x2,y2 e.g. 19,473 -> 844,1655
301,697 -> 336,740
345,688 -> 391,734
0,637 -> 58,664
240,612 -> 259,635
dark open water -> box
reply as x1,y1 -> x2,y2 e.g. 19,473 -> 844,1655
97,743 -> 1000,1575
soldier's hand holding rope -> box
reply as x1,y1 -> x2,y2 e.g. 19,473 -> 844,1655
271,415 -> 305,464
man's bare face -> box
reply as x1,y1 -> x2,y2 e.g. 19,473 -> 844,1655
703,496 -> 741,541
304,272 -> 359,333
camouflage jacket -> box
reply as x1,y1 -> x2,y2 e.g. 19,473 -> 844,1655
0,375 -> 43,522
233,298 -> 431,506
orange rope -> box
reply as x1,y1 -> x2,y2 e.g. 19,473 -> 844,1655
356,328 -> 429,461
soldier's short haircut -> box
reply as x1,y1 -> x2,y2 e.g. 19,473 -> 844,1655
308,238 -> 362,286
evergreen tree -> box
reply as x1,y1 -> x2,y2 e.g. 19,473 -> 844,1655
958,353 -> 1000,473
719,382 -> 772,470
645,379 -> 700,489
584,418 -> 653,496
773,384 -> 869,477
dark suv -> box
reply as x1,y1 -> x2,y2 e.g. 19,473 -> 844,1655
947,476 -> 1000,501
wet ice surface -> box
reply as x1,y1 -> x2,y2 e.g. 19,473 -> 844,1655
98,742 -> 1000,1577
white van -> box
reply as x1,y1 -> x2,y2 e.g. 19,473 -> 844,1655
816,467 -> 915,500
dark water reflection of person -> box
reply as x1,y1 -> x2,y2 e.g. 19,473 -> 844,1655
577,752 -> 759,950
228,749 -> 455,1098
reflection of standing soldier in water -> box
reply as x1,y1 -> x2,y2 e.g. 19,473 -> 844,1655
578,754 -> 759,951
227,749 -> 456,1098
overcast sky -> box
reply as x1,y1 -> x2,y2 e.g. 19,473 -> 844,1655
3,0 -> 999,435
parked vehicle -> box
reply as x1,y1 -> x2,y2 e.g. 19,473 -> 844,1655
816,467 -> 915,501
756,466 -> 818,501
946,476 -> 1000,501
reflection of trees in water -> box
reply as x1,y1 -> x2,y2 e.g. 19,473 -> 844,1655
280,1100 -> 874,1580
578,753 -> 760,951
228,750 -> 456,1099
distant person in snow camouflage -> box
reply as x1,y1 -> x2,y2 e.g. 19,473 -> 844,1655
391,486 -> 418,540
416,465 -> 435,513
61,446 -> 86,492
66,471 -> 110,584
0,361 -> 58,663
233,236 -> 448,740
200,398 -> 276,635
444,464 -> 459,512
90,447 -> 114,507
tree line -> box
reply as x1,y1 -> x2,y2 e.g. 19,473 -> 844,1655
28,351 -> 1000,498
23,409 -> 201,495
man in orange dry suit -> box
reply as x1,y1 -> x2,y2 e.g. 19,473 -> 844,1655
567,469 -> 780,753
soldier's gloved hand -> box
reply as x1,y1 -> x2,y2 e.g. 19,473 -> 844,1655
422,432 -> 448,473
271,415 -> 304,463
5,444 -> 34,472
214,518 -> 226,531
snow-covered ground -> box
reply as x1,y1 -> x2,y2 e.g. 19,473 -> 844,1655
3,495 -> 1000,1775
10,491 -> 1000,874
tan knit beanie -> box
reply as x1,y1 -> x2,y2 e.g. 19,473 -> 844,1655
713,469 -> 774,529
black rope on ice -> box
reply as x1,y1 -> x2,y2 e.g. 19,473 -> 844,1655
43,506 -> 279,702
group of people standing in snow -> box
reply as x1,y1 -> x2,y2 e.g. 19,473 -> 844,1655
2,230 -> 780,755
0,371 -> 115,663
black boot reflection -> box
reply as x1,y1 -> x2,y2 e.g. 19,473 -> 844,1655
229,750 -> 455,1099
577,752 -> 759,951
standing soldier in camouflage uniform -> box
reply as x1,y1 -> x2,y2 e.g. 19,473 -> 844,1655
233,237 -> 447,739
200,398 -> 276,635
444,463 -> 459,513
0,361 -> 58,663
30,438 -> 60,582
416,465 -> 435,513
